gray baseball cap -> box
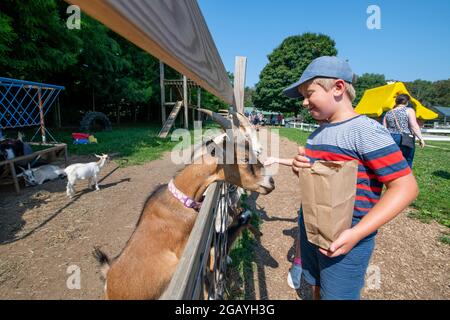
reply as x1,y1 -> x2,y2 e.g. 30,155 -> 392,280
283,56 -> 354,99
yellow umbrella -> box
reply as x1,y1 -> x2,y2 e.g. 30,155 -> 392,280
355,82 -> 438,120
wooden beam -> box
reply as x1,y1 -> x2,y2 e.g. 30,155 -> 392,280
38,88 -> 46,143
183,75 -> 188,129
67,0 -> 234,105
233,56 -> 247,114
197,87 -> 201,121
160,61 -> 166,124
9,162 -> 20,194
158,101 -> 184,138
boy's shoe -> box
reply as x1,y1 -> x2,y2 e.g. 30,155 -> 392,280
287,263 -> 302,289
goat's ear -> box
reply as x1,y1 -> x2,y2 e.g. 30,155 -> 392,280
94,154 -> 101,158
205,139 -> 216,157
16,172 -> 24,178
206,138 -> 226,159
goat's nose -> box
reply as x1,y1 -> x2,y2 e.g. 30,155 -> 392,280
269,177 -> 274,185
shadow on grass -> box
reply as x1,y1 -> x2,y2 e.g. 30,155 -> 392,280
432,170 -> 450,180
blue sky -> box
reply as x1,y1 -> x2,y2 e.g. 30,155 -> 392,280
198,0 -> 450,87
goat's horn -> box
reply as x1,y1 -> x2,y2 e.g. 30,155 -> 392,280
228,110 -> 241,128
30,154 -> 41,167
19,166 -> 26,172
230,110 -> 254,130
197,108 -> 232,130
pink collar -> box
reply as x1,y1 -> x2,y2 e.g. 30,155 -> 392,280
168,179 -> 203,211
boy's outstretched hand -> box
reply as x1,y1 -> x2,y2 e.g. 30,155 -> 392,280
292,146 -> 311,175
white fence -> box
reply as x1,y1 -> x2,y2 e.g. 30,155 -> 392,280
422,128 -> 450,134
288,121 -> 450,139
287,121 -> 319,131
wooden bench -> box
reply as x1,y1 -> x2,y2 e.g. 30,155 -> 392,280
0,143 -> 68,194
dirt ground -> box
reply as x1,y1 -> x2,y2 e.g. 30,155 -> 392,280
0,132 -> 449,300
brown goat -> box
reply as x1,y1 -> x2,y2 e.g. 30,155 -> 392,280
93,113 -> 274,300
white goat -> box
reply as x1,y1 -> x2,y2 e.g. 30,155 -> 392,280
17,163 -> 66,186
64,154 -> 109,198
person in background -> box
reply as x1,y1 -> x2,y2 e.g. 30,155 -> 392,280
257,112 -> 263,129
277,113 -> 283,126
383,94 -> 425,168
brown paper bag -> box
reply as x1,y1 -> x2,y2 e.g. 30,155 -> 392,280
299,160 -> 359,250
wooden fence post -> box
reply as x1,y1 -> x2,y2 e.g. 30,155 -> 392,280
183,75 -> 188,129
160,60 -> 166,124
233,56 -> 247,114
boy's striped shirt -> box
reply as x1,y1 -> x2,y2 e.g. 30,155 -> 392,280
304,115 -> 411,218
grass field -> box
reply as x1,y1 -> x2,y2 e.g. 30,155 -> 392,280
276,128 -> 450,229
51,125 -> 178,167
26,123 -> 221,167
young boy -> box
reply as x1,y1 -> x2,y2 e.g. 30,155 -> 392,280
283,56 -> 419,300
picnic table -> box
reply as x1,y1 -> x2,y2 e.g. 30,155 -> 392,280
0,142 -> 68,194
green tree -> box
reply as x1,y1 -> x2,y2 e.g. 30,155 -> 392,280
405,79 -> 436,107
244,87 -> 255,108
0,0 -> 165,125
433,79 -> 450,106
253,33 -> 337,121
0,0 -> 81,81
353,73 -> 387,105
406,79 -> 450,107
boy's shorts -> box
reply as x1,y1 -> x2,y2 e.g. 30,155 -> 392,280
298,209 -> 375,300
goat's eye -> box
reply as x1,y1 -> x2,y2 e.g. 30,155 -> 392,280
249,164 -> 256,175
